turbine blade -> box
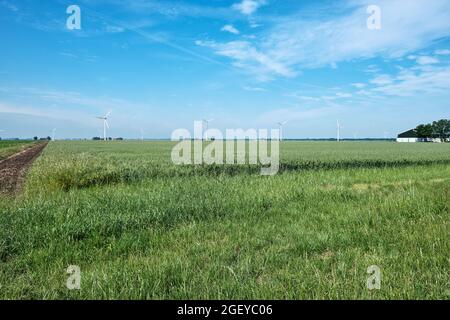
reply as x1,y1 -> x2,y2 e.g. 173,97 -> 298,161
105,121 -> 109,129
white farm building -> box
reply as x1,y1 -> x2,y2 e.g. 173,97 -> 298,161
397,129 -> 446,143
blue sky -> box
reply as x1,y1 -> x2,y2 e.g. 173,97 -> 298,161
0,0 -> 450,139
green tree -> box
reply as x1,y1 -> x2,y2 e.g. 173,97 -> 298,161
432,119 -> 450,142
415,124 -> 433,139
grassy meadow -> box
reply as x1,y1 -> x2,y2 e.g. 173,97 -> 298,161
0,141 -> 449,299
0,140 -> 35,161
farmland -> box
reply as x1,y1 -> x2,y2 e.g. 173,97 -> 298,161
0,140 -> 36,161
0,141 -> 449,299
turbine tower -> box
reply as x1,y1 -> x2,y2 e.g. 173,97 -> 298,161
52,128 -> 56,141
140,128 -> 144,142
337,120 -> 343,142
203,119 -> 214,141
277,121 -> 288,141
96,111 -> 111,141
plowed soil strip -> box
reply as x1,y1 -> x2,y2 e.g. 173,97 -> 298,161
0,142 -> 48,196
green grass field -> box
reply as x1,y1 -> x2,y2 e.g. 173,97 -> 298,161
0,140 -> 35,161
0,141 -> 449,299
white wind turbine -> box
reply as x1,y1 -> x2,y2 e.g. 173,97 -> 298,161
337,120 -> 343,142
52,128 -> 56,141
96,111 -> 111,141
140,128 -> 144,142
277,121 -> 288,141
203,119 -> 214,141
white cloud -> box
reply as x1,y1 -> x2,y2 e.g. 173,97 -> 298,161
105,25 -> 125,33
295,96 -> 320,102
232,0 -> 267,15
370,74 -> 394,85
243,86 -> 266,92
372,65 -> 450,96
435,49 -> 450,55
265,0 -> 450,66
364,65 -> 381,74
352,83 -> 366,89
196,40 -> 295,80
202,0 -> 450,80
336,92 -> 352,98
221,24 -> 240,35
416,56 -> 439,65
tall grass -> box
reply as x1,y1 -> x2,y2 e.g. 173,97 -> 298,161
0,141 -> 449,299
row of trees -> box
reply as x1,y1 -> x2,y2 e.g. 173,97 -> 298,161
415,119 -> 450,142
92,137 -> 124,141
33,136 -> 52,141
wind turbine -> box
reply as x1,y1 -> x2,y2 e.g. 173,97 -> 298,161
202,119 -> 214,141
140,128 -> 144,142
277,121 -> 288,141
52,128 -> 56,141
96,111 -> 111,141
337,120 -> 343,142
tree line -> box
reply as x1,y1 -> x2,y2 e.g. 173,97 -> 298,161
415,119 -> 450,142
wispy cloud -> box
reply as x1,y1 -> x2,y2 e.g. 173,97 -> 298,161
1,87 -> 147,114
221,24 -> 240,35
195,40 -> 296,80
82,0 -> 234,20
232,0 -> 267,15
0,101 -> 94,122
352,83 -> 366,89
199,0 -> 450,80
370,74 -> 394,85
435,49 -> 450,55
416,56 -> 439,65
372,65 -> 450,97
243,86 -> 266,92
0,0 -> 17,11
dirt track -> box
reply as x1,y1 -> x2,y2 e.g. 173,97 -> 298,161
0,142 -> 48,196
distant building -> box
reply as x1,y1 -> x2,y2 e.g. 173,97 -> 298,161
397,129 -> 446,143
397,129 -> 421,143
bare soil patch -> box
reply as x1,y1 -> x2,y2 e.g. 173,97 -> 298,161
0,142 -> 48,196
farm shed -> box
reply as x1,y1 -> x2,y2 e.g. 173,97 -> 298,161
397,129 -> 421,143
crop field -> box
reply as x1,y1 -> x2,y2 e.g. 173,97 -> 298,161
0,140 -> 35,161
0,141 -> 449,299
